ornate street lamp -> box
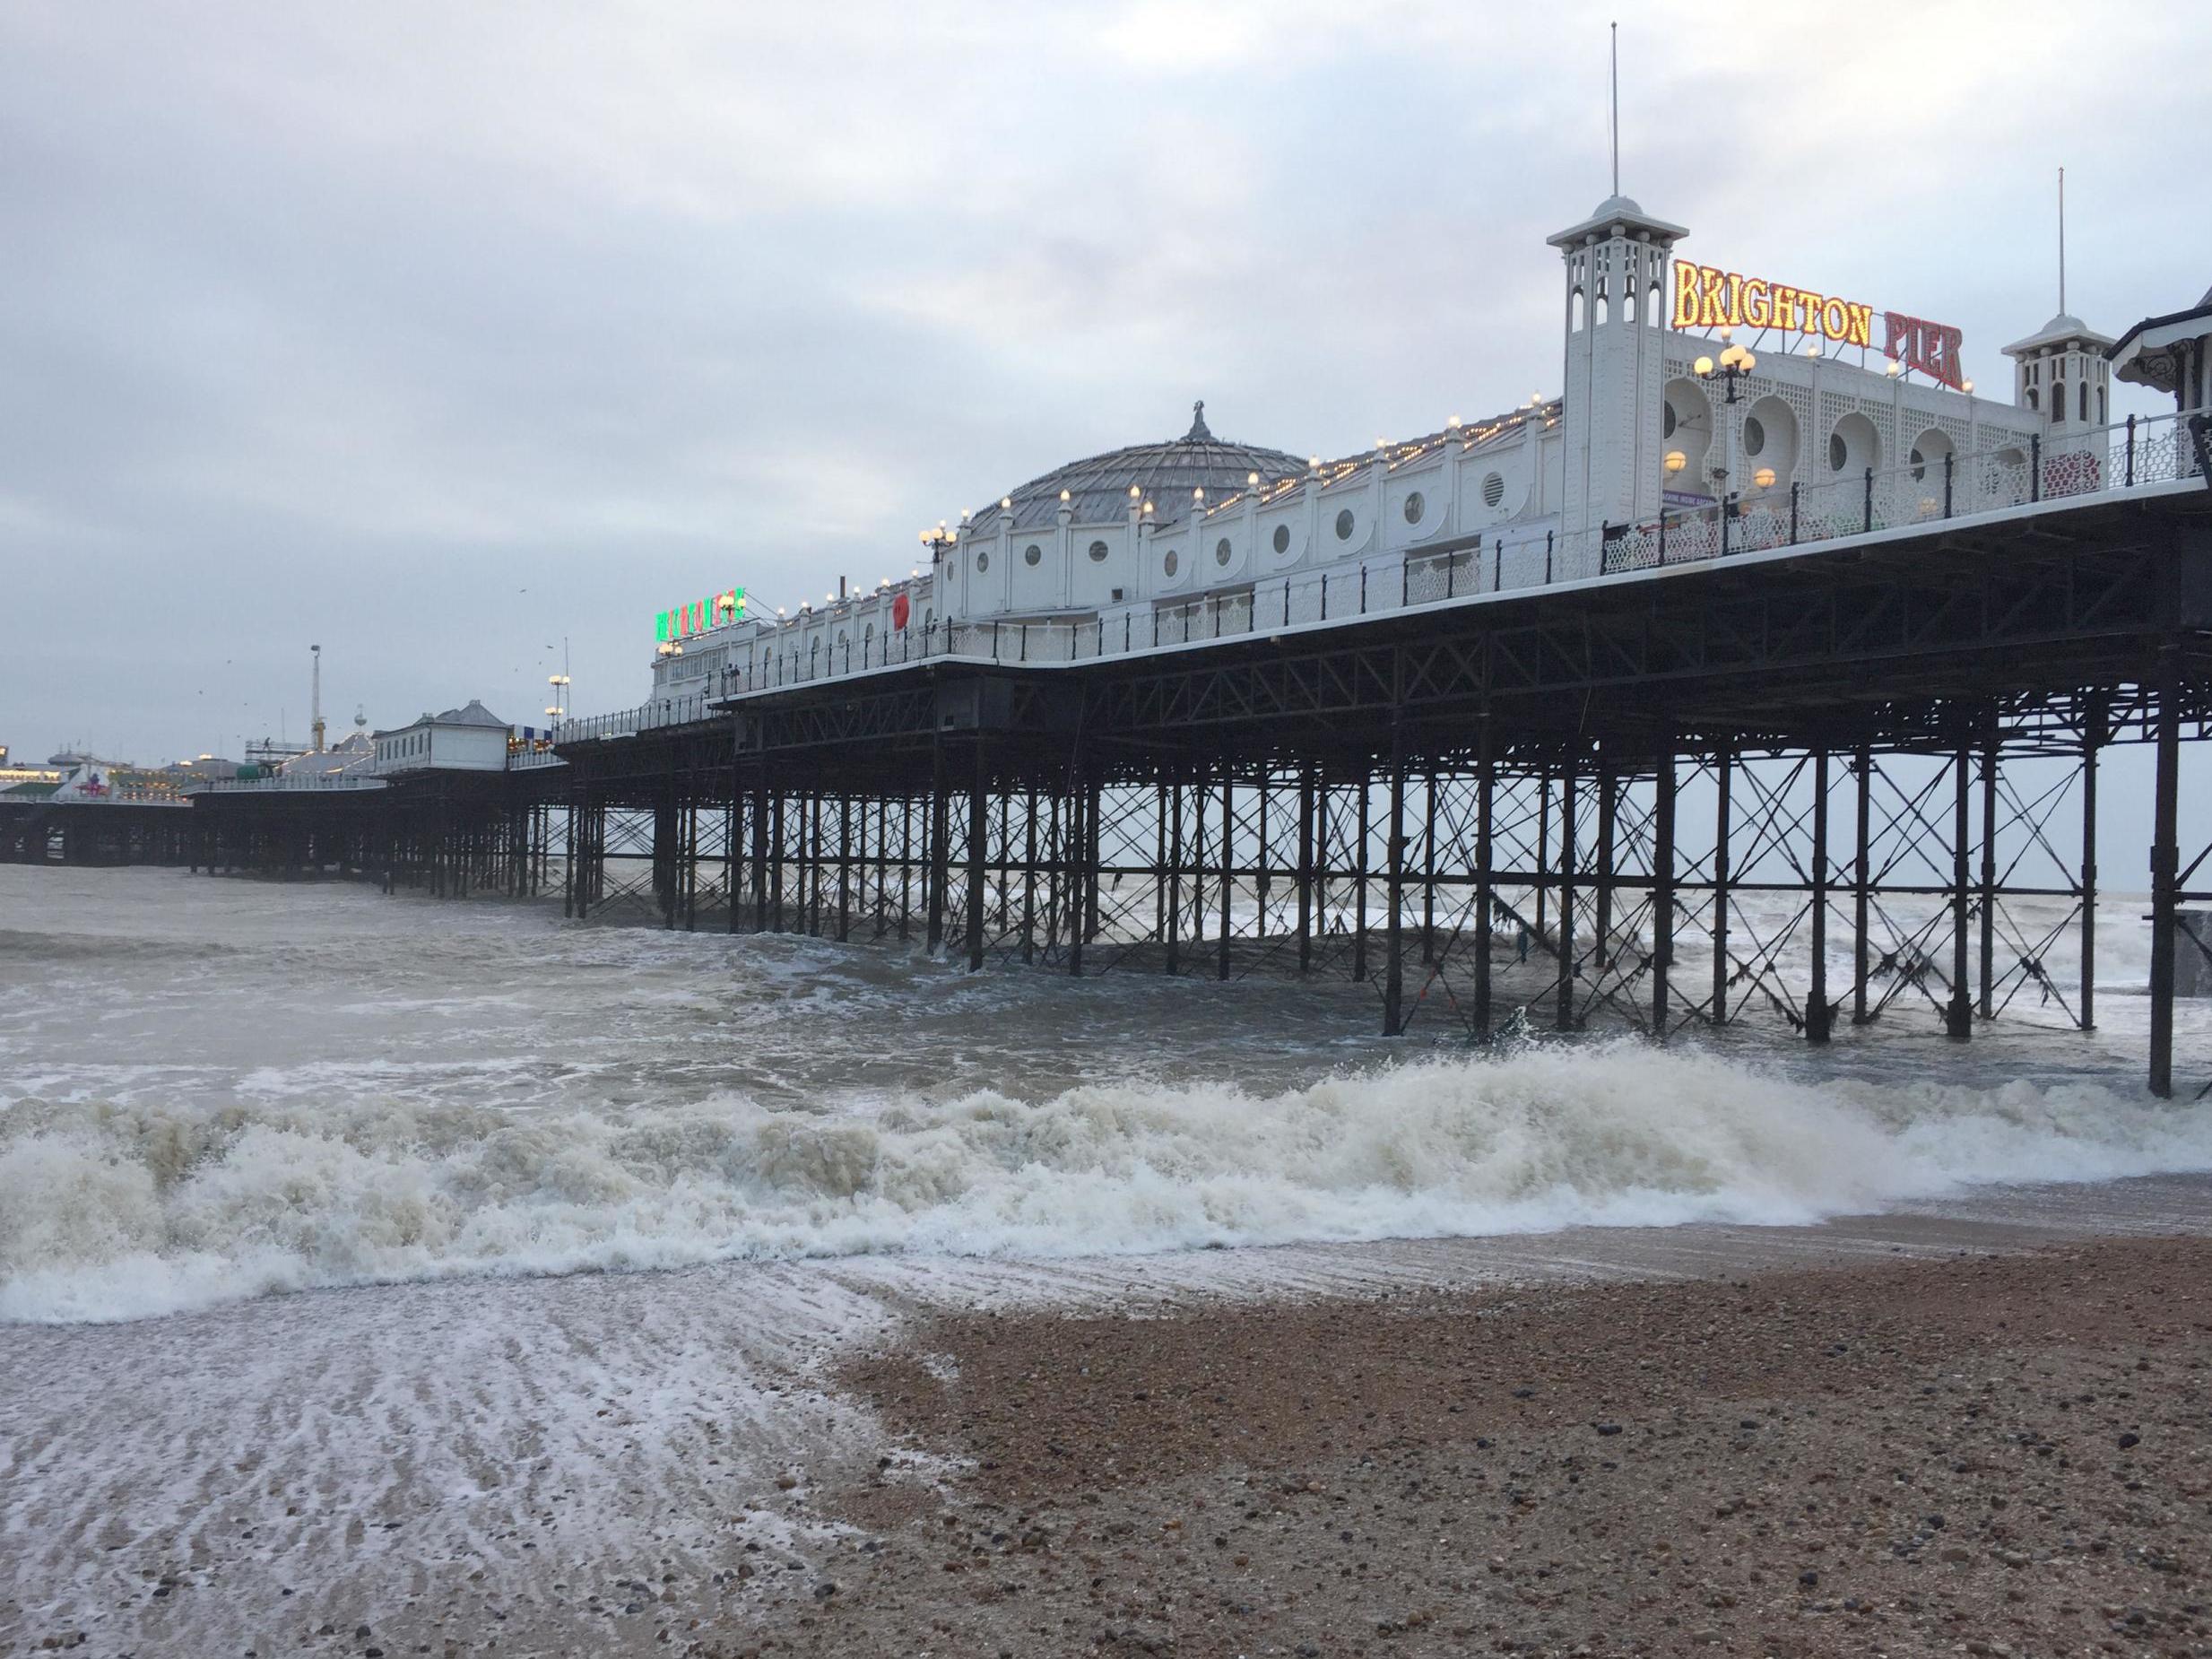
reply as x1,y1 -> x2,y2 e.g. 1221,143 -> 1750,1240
1694,331 -> 1758,404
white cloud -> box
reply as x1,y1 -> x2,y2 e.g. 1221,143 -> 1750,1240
0,0 -> 2207,769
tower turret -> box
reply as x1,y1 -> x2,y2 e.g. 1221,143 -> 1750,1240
1548,195 -> 1689,540
2004,311 -> 2114,436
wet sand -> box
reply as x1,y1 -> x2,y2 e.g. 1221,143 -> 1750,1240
799,1232 -> 2212,1659
12,1176 -> 2209,1658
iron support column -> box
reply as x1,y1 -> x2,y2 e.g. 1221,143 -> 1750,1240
1852,745 -> 1872,1025
926,738 -> 948,951
1384,712 -> 1407,1035
1712,748 -> 1731,1026
837,794 -> 852,943
1652,744 -> 1675,1038
1809,746 -> 1831,1044
1021,782 -> 1038,965
2149,665 -> 2181,1097
1164,764 -> 1183,977
1555,759 -> 1577,1031
1473,724 -> 1495,1039
1296,764 -> 1315,974
1353,763 -> 1371,984
1218,758 -> 1234,982
2080,706 -> 2100,1030
750,768 -> 770,934
1978,726 -> 1999,1021
966,739 -> 988,972
1592,759 -> 1617,981
1062,751 -> 1079,973
1947,743 -> 1973,1041
1421,766 -> 1437,966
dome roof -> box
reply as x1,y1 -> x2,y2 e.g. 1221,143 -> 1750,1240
2005,309 -> 2114,355
985,403 -> 1306,531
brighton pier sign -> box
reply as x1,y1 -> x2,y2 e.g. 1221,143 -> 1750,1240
1670,260 -> 1965,389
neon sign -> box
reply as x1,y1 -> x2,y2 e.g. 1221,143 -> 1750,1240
1671,261 -> 1876,348
1670,261 -> 1967,390
1883,312 -> 1965,391
655,588 -> 745,643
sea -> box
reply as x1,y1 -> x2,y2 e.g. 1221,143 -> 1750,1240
6,863 -> 2212,1325
4,864 -> 2210,1653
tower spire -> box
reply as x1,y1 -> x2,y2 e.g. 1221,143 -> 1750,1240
1609,22 -> 1619,198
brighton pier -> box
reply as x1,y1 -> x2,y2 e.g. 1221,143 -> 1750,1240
10,195 -> 2212,1095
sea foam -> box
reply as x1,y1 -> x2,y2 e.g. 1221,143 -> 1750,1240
6,1044 -> 2210,1324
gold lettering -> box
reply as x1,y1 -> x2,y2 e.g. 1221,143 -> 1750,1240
1671,260 -> 1701,328
1724,270 -> 1743,326
1699,265 -> 1727,329
1798,291 -> 1823,335
1770,286 -> 1796,331
1740,278 -> 1772,329
1845,304 -> 1874,349
1820,297 -> 1850,340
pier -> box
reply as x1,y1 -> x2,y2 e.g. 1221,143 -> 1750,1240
12,447 -> 2210,1093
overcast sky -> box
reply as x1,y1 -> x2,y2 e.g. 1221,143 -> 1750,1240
4,1 -> 2208,781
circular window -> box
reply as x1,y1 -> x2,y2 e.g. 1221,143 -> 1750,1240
1402,491 -> 1425,525
1022,543 -> 1042,567
1481,473 -> 1505,509
1088,539 -> 1109,563
1163,549 -> 1179,578
1334,508 -> 1355,541
1271,524 -> 1290,555
1829,433 -> 1848,473
976,550 -> 990,573
1743,416 -> 1765,457
1662,401 -> 1678,439
1214,536 -> 1233,567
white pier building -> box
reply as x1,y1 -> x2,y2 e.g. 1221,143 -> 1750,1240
601,190 -> 2195,737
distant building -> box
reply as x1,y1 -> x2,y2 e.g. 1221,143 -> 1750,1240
166,755 -> 248,783
372,701 -> 514,775
281,728 -> 379,780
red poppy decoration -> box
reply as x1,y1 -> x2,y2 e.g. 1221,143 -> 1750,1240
891,592 -> 911,630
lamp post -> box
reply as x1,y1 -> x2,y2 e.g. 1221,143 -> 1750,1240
1694,331 -> 1758,405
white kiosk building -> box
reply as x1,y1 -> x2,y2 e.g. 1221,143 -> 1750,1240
372,700 -> 516,775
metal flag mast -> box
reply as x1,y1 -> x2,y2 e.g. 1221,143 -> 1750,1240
1609,22 -> 1619,197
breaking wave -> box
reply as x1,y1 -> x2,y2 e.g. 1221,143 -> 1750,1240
7,1045 -> 2212,1324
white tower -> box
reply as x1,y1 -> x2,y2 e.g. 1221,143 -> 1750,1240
2003,168 -> 2112,475
1548,195 -> 1689,541
2004,312 -> 2113,439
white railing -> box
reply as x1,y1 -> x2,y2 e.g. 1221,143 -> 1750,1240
554,410 -> 2208,743
195,774 -> 387,794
